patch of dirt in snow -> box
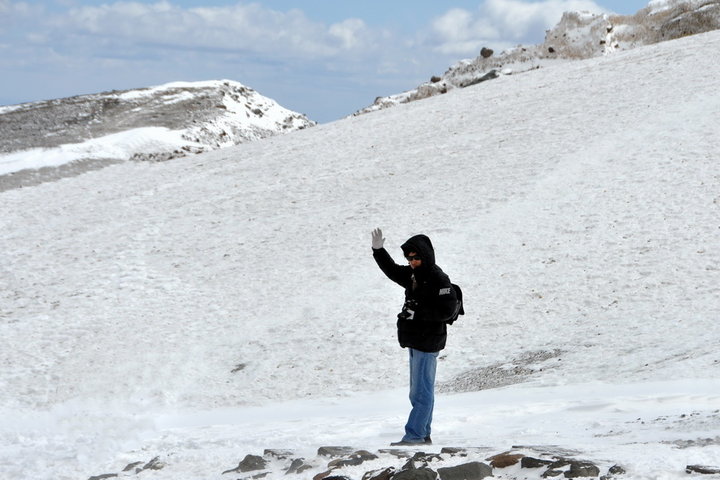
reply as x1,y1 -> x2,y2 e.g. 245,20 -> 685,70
437,349 -> 563,393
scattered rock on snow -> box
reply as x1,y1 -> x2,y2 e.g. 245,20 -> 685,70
90,446 -> 620,480
362,466 -> 396,480
318,446 -> 357,457
87,456 -> 166,480
540,458 -> 600,478
459,69 -> 499,88
487,451 -> 525,468
686,464 -> 720,474
353,0 -> 720,116
286,457 -> 314,474
393,466 -> 437,480
263,448 -> 294,459
222,454 -> 268,474
437,461 -> 493,480
328,450 -> 379,469
522,456 -> 555,468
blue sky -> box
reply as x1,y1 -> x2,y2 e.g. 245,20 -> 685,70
1,0 -> 651,122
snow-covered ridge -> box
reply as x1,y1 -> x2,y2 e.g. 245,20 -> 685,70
354,0 -> 720,115
0,80 -> 315,176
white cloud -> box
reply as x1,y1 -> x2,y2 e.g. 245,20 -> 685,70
430,0 -> 606,55
36,1 -> 377,60
329,18 -> 369,50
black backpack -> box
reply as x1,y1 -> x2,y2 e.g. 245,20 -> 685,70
447,283 -> 464,325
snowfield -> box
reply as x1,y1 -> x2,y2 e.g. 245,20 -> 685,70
1,29 -> 719,480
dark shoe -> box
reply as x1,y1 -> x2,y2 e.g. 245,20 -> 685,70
390,440 -> 421,446
390,437 -> 432,447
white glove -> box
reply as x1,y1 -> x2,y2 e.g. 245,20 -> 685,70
371,228 -> 385,249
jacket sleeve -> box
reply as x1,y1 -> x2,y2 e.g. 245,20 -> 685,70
372,247 -> 410,288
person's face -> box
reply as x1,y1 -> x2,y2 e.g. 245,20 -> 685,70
406,252 -> 422,269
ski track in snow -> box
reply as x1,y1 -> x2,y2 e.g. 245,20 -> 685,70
1,31 -> 719,480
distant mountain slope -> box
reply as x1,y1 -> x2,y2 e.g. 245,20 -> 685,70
0,80 -> 315,178
355,0 -> 720,115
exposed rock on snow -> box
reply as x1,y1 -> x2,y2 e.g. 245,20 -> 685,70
0,80 -> 314,185
86,446 -> 621,480
221,447 -> 609,480
354,0 -> 720,115
686,464 -> 720,474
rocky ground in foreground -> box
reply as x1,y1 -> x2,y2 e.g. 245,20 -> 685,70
88,445 -> 629,480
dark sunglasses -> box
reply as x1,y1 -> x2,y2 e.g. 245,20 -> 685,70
406,255 -> 422,261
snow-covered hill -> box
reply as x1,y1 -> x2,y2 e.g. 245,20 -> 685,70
1,27 -> 719,480
355,0 -> 720,115
0,80 -> 314,187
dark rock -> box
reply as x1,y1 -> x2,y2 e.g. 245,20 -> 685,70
328,450 -> 379,469
329,457 -> 363,468
393,467 -> 437,480
223,454 -> 268,474
313,471 -> 332,480
543,469 -> 566,478
480,47 -> 494,58
460,70 -> 499,88
378,449 -> 414,458
542,459 -> 571,478
265,449 -> 294,459
430,76 -> 442,83
318,446 -> 355,457
548,46 -> 556,53
354,450 -> 379,461
608,464 -> 626,475
522,457 -> 554,469
88,475 -> 117,480
362,466 -> 396,480
411,451 -> 443,463
440,447 -> 466,456
142,457 -> 165,471
437,461 -> 493,480
286,458 -> 313,474
402,451 -> 443,470
565,460 -> 600,478
686,465 -> 720,474
122,461 -> 144,472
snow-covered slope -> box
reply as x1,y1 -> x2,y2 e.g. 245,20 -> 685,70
0,80 -> 314,181
355,0 -> 720,115
1,29 -> 719,480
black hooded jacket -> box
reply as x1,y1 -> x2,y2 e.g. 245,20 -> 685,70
373,234 -> 457,352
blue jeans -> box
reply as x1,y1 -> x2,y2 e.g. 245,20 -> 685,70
402,348 -> 439,442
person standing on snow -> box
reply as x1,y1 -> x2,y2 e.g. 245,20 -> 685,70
371,228 -> 458,446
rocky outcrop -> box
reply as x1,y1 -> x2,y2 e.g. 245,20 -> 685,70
353,0 -> 720,116
0,80 -> 314,156
0,80 -> 315,191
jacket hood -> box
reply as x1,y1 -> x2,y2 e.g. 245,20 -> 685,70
401,234 -> 436,267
